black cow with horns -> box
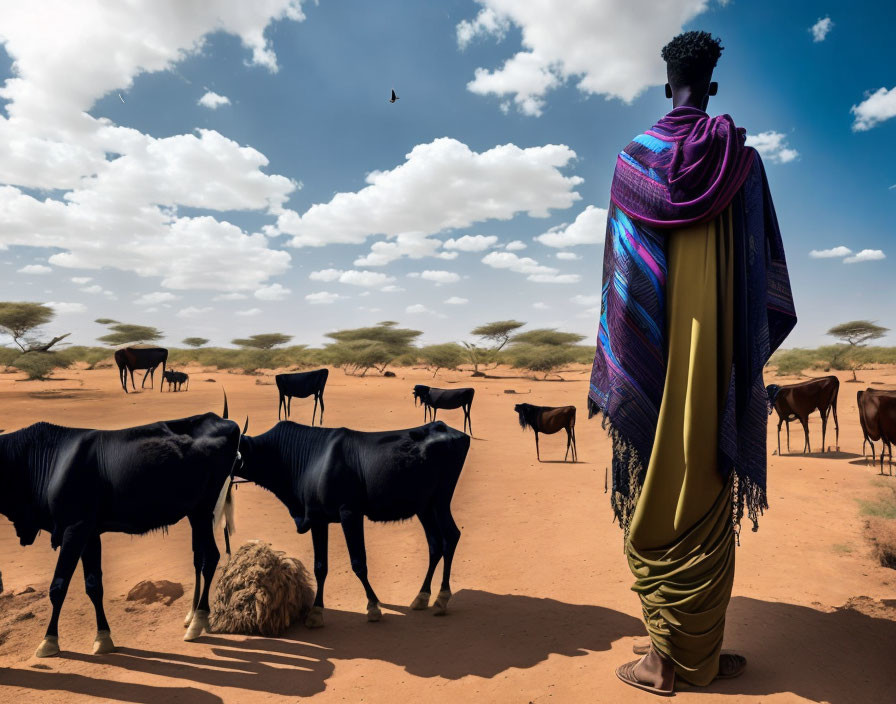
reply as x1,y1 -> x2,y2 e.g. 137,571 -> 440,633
276,369 -> 329,424
236,419 -> 471,627
0,398 -> 240,658
412,385 -> 475,435
114,346 -> 168,393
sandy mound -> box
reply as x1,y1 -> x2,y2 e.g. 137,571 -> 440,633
210,541 -> 314,637
865,517 -> 896,569
126,580 -> 184,606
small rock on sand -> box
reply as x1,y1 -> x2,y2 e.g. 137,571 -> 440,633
126,580 -> 184,606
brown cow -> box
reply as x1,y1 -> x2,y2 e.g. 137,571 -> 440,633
514,403 -> 577,462
114,346 -> 168,393
858,388 -> 896,473
766,376 -> 839,455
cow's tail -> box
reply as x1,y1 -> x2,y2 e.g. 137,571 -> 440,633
213,477 -> 236,537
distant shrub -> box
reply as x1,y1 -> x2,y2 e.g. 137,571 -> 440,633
11,351 -> 69,380
419,343 -> 466,376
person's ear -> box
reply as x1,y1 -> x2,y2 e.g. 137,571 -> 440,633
708,82 -> 718,96
664,83 -> 672,99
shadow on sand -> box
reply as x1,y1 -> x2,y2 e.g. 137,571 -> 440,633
1,590 -> 642,701
3,593 -> 895,702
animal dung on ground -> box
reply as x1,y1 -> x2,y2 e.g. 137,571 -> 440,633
126,580 -> 184,606
210,541 -> 314,637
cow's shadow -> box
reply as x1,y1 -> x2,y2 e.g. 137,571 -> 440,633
51,590 -> 642,699
8,593 -> 896,703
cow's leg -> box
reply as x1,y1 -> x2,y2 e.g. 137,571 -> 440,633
339,510 -> 381,622
535,431 -> 540,461
786,420 -> 791,452
318,393 -> 325,425
312,395 -> 319,426
305,521 -> 328,628
571,426 -> 578,462
411,507 -> 443,610
432,504 -> 461,616
564,427 -> 573,461
832,401 -> 840,451
223,526 -> 231,558
129,368 -> 137,391
141,367 -> 151,389
776,417 -> 783,455
287,396 -> 293,419
821,409 -> 829,453
183,518 -> 203,629
81,534 -> 115,654
184,515 -> 219,641
800,416 -> 811,454
465,405 -> 472,436
36,522 -> 90,657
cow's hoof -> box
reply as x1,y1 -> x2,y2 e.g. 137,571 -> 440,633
183,608 -> 195,628
433,589 -> 451,616
367,603 -> 382,622
183,610 -> 209,641
35,636 -> 59,658
410,591 -> 430,610
305,606 -> 324,629
92,630 -> 116,655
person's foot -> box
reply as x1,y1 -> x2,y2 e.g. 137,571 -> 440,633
616,647 -> 675,696
716,653 -> 747,679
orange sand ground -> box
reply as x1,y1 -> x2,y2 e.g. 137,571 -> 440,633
0,364 -> 894,704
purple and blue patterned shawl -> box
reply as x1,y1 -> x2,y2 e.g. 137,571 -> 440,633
589,106 -> 797,538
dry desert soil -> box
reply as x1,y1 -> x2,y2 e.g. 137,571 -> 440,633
0,364 -> 895,703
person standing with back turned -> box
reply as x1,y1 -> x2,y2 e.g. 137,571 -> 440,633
588,32 -> 797,695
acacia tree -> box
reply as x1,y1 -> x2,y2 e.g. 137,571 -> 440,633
97,321 -> 163,346
0,302 -> 70,352
462,320 -> 526,371
827,320 -> 890,381
325,321 -> 422,376
0,302 -> 72,380
231,333 -> 293,350
182,337 -> 210,348
506,329 -> 587,380
419,343 -> 466,377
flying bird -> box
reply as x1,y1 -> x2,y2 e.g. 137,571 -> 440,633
389,89 -> 399,103
118,93 -> 125,103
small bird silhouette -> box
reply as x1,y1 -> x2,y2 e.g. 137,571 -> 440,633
389,89 -> 399,103
118,93 -> 125,103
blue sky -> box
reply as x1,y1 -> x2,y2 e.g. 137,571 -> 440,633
0,1 -> 893,350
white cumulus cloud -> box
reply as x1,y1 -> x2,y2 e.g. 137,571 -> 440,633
135,291 -> 178,305
305,291 -> 344,304
254,283 -> 291,301
71,276 -> 92,284
458,1 -> 716,114
445,296 -> 469,304
535,205 -> 608,247
745,131 -> 799,164
198,91 -> 231,109
235,307 -> 262,316
504,240 -> 527,251
556,251 -> 580,260
810,17 -> 834,42
481,250 -> 580,283
417,270 -> 460,284
809,246 -> 852,259
843,249 -> 886,264
177,306 -> 213,318
46,301 -> 86,314
17,263 -> 52,274
276,138 -> 581,247
851,87 -> 896,131
443,234 -> 498,252
309,269 -> 396,288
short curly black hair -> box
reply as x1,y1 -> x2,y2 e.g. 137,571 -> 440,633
661,31 -> 723,88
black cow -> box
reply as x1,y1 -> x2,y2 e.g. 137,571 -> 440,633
412,385 -> 474,435
276,369 -> 328,424
237,420 -> 470,627
0,410 -> 240,657
163,370 -> 190,392
114,346 -> 168,393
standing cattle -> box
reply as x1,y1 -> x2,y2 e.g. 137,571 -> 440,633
514,403 -> 578,462
163,370 -> 190,392
236,420 -> 470,627
412,385 -> 474,435
114,346 -> 168,393
858,389 -> 896,472
766,376 -> 840,454
276,369 -> 329,424
0,409 -> 240,657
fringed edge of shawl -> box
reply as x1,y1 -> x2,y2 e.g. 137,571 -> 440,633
729,469 -> 768,546
588,398 -> 647,548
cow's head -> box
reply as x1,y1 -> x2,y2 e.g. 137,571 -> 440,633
514,403 -> 534,430
412,385 -> 430,406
